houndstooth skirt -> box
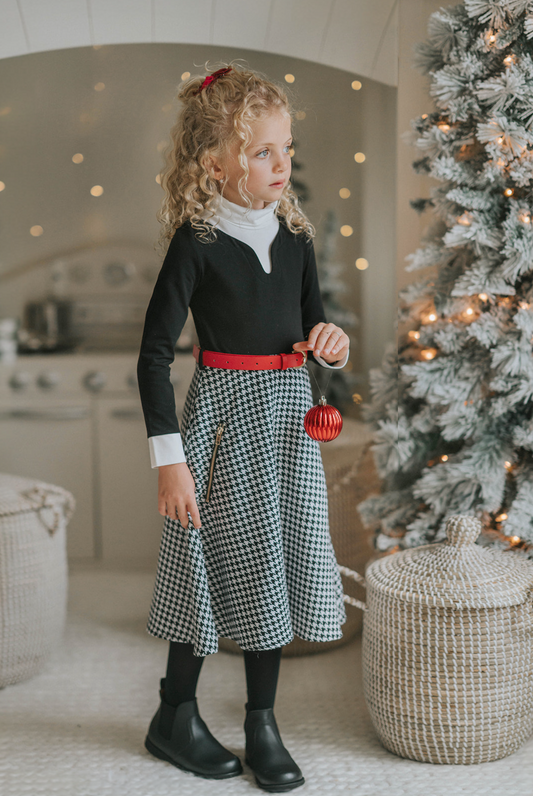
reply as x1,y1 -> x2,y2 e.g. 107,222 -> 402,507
146,362 -> 347,656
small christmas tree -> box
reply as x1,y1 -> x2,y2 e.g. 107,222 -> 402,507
357,0 -> 533,558
310,209 -> 358,409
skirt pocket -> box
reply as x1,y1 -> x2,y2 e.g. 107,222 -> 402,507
205,422 -> 226,502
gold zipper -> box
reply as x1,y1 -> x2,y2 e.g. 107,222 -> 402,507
205,423 -> 225,502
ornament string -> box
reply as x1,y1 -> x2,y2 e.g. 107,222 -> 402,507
308,364 -> 333,399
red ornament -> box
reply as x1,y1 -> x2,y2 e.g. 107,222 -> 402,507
304,396 -> 343,442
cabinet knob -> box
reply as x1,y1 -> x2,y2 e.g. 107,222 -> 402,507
37,371 -> 61,390
9,371 -> 32,390
83,370 -> 107,392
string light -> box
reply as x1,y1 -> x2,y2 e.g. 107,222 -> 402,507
0,182 -> 5,191
437,122 -> 450,132
155,174 -> 161,184
289,147 -> 295,157
295,111 -> 306,120
408,330 -> 420,340
421,114 -> 428,119
479,293 -> 488,301
72,153 -> 84,164
355,258 -> 368,270
339,188 -> 351,198
504,188 -> 514,197
496,512 -> 508,522
94,82 -> 105,91
457,212 -> 473,226
340,225 -> 353,237
284,74 -> 295,83
181,71 -> 190,80
421,348 -> 437,360
354,152 -> 366,163
30,225 -> 43,236
90,185 -> 104,196
518,210 -> 531,224
441,454 -> 448,461
503,54 -> 515,67
465,307 -> 474,316
351,80 -> 362,90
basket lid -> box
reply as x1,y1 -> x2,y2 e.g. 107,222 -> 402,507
366,515 -> 533,609
0,472 -> 75,524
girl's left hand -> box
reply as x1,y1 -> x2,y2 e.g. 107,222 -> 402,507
293,323 -> 349,364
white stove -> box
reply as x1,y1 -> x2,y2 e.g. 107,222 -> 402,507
0,350 -> 196,565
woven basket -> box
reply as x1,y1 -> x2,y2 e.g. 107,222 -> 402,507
342,514 -> 533,764
0,472 -> 74,687
219,418 -> 377,657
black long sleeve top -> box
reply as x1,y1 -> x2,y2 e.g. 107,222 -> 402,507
136,218 -> 327,441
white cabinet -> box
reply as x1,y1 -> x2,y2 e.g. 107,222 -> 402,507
95,355 -> 197,565
0,397 -> 95,559
0,352 -> 197,565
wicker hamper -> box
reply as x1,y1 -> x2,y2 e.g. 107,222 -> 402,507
342,514 -> 533,764
0,472 -> 74,687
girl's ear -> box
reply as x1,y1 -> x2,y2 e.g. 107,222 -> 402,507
207,154 -> 224,182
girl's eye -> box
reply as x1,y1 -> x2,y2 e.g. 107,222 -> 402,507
255,145 -> 292,158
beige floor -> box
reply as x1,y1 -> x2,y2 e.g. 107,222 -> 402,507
0,565 -> 532,796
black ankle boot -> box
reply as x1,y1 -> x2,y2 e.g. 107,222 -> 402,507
244,704 -> 305,793
144,678 -> 242,779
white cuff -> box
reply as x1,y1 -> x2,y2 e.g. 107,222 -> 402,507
148,433 -> 187,468
313,348 -> 350,369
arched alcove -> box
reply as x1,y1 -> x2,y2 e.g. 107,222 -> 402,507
0,0 -> 398,86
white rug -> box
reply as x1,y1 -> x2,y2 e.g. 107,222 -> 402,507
0,567 -> 532,796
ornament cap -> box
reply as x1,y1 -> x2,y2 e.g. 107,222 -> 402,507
319,395 -> 327,406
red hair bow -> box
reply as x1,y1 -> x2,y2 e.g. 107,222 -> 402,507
194,67 -> 232,95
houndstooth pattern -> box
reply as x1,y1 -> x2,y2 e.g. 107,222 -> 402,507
146,363 -> 347,656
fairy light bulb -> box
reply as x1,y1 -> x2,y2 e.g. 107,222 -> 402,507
510,536 -> 521,544
421,348 -> 437,360
504,188 -> 514,197
504,461 -> 512,470
496,512 -> 507,522
479,293 -> 488,301
497,136 -> 504,144
421,114 -> 428,119
518,209 -> 531,224
503,55 -> 515,67
457,212 -> 472,226
441,454 -> 448,461
465,307 -> 473,315
428,312 -> 437,321
437,122 -> 450,132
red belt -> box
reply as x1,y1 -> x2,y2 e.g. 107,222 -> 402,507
193,344 -> 307,371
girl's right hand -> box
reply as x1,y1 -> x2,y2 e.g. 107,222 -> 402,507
158,462 -> 202,529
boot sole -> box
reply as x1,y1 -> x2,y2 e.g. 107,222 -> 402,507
245,758 -> 305,793
144,735 -> 243,779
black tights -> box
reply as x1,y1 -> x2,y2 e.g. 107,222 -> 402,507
163,641 -> 282,711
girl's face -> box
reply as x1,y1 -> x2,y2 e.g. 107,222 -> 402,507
213,110 -> 292,209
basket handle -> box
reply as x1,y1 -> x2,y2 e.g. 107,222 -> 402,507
338,564 -> 366,611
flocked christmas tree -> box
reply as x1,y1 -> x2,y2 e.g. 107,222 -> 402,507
357,0 -> 533,558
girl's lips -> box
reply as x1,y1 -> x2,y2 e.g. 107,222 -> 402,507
270,181 -> 284,187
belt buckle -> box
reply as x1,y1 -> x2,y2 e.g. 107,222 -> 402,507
292,350 -> 307,369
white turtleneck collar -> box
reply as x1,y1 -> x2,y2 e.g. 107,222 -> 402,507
203,194 -> 280,274
215,194 -> 279,228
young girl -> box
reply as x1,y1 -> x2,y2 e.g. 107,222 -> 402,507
137,62 -> 350,793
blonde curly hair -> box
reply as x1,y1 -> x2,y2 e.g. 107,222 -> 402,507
156,60 -> 315,253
